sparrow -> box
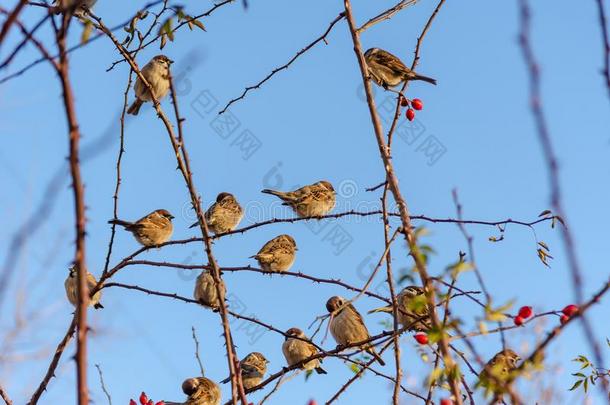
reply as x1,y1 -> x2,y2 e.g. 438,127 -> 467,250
476,349 -> 521,400
368,286 -> 431,331
108,209 -> 174,247
127,55 -> 173,115
190,192 -> 243,235
164,377 -> 221,405
220,352 -> 268,390
364,48 -> 437,88
326,296 -> 385,366
261,181 -> 336,218
282,327 -> 327,374
193,270 -> 225,309
64,266 -> 103,309
52,0 -> 96,16
251,234 -> 297,272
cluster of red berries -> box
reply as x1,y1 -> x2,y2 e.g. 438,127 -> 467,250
129,392 -> 163,405
560,304 -> 578,324
513,305 -> 533,326
400,97 -> 423,121
414,332 -> 428,345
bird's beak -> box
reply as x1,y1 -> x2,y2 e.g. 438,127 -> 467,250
168,59 -> 174,64
169,215 -> 175,219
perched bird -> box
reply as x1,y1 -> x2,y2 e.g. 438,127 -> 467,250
282,327 -> 327,375
364,48 -> 437,88
261,181 -> 335,218
190,192 -> 243,235
109,209 -> 174,247
193,271 -> 225,308
164,377 -> 221,405
477,349 -> 521,400
64,266 -> 103,309
368,286 -> 431,331
127,55 -> 173,115
326,296 -> 385,366
52,0 -> 97,16
251,234 -> 297,272
220,352 -> 268,390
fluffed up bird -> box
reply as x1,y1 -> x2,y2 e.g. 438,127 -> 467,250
220,352 -> 268,390
282,327 -> 327,375
52,0 -> 96,16
476,349 -> 521,400
261,181 -> 335,218
164,377 -> 221,405
368,286 -> 431,332
64,266 -> 103,309
251,234 -> 297,272
364,48 -> 437,88
326,296 -> 385,366
194,270 -> 225,309
127,55 -> 173,115
190,192 -> 243,235
109,209 -> 174,247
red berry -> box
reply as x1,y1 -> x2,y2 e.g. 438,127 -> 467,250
414,333 -> 428,345
562,304 -> 579,317
560,314 -> 570,325
411,98 -> 424,110
518,306 -> 533,319
139,393 -> 148,405
155,402 -> 165,405
307,400 -> 317,405
400,97 -> 409,107
406,108 -> 415,121
440,399 -> 453,405
513,316 -> 524,326
130,400 -> 137,405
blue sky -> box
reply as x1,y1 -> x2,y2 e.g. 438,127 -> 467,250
1,0 -> 609,403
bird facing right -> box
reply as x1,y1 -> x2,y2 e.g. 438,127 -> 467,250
477,349 -> 521,399
220,352 -> 269,390
282,327 -> 327,375
164,377 -> 221,405
261,181 -> 335,218
109,209 -> 174,247
326,296 -> 385,366
251,234 -> 297,272
127,55 -> 173,115
364,47 -> 437,88
190,192 -> 243,235
368,285 -> 431,331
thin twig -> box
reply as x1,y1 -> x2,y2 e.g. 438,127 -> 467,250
191,326 -> 206,377
94,364 -> 112,405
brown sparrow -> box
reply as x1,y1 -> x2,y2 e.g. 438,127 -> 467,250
52,0 -> 96,16
368,286 -> 431,331
64,266 -> 103,309
282,327 -> 327,374
261,181 -> 335,217
193,270 -> 225,309
220,352 -> 268,390
477,349 -> 521,399
251,234 -> 297,272
190,192 -> 243,235
364,48 -> 436,88
326,296 -> 385,366
109,209 -> 174,247
164,377 -> 221,405
127,55 -> 173,115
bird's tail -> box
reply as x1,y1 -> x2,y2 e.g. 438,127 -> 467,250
108,219 -> 133,228
367,305 -> 392,315
261,189 -> 288,200
367,348 -> 386,366
315,366 -> 328,375
412,73 -> 437,85
94,302 -> 104,310
127,99 -> 143,115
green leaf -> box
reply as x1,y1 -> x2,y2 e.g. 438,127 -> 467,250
568,379 -> 582,391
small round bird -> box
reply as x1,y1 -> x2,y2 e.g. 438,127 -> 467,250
220,352 -> 268,390
364,48 -> 437,88
261,181 -> 335,218
282,327 -> 327,375
109,209 -> 174,247
164,377 -> 221,405
64,266 -> 103,309
193,270 -> 225,309
52,0 -> 96,16
251,234 -> 297,272
476,349 -> 521,400
190,192 -> 243,235
127,55 -> 173,115
368,285 -> 431,331
326,296 -> 385,366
